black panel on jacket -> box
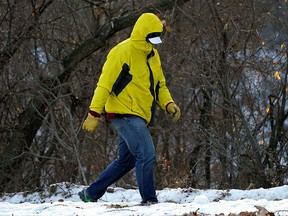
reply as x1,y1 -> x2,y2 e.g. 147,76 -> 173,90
112,63 -> 132,96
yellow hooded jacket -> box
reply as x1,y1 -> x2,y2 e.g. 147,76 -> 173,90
89,13 -> 174,123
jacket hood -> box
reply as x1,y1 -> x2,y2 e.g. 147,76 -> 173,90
130,13 -> 163,51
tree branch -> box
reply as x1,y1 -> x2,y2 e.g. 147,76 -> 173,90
61,0 -> 191,82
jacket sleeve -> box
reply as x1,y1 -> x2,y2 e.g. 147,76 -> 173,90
97,48 -> 125,92
153,50 -> 174,110
89,86 -> 110,114
89,47 -> 124,114
156,73 -> 174,111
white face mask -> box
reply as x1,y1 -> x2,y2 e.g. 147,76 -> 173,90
148,37 -> 162,44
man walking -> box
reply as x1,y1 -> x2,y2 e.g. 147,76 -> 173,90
78,12 -> 180,204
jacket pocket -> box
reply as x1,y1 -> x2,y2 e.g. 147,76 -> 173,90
112,63 -> 132,96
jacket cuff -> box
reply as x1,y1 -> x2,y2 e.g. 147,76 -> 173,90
89,110 -> 101,118
165,102 -> 174,113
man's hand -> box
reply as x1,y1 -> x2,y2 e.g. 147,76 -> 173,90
167,103 -> 181,122
82,113 -> 99,132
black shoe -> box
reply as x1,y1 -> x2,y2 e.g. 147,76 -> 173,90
78,189 -> 97,202
140,200 -> 158,206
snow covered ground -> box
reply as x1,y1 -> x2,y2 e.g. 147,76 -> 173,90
0,182 -> 288,216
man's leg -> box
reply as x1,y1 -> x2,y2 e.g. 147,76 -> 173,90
85,135 -> 136,201
111,117 -> 158,203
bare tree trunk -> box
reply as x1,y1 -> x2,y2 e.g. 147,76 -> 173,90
263,52 -> 288,186
201,90 -> 212,188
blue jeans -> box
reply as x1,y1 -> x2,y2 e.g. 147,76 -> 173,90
86,117 -> 158,203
